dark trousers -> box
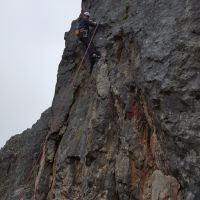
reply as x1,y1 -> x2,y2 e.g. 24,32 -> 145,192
80,32 -> 97,59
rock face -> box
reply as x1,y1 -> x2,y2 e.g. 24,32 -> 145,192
0,0 -> 200,199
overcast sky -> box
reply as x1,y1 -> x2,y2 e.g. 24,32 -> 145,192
0,0 -> 81,147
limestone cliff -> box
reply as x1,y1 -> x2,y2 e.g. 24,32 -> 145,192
0,0 -> 200,199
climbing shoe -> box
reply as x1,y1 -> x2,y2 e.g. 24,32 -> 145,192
92,53 -> 101,59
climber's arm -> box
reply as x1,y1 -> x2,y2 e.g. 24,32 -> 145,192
88,20 -> 97,27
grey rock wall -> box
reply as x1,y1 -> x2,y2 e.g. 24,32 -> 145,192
0,0 -> 199,199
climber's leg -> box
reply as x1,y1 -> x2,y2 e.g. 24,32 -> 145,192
80,33 -> 100,60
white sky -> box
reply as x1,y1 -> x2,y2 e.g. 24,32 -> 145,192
0,0 -> 81,147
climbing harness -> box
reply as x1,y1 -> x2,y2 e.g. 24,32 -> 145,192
80,28 -> 88,38
18,10 -> 104,200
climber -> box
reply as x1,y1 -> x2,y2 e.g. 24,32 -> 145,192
78,11 -> 101,60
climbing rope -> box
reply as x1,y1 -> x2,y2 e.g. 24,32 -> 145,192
18,132 -> 51,200
18,143 -> 43,200
18,11 -> 104,200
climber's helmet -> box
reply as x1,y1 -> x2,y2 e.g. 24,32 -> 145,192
84,12 -> 90,18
